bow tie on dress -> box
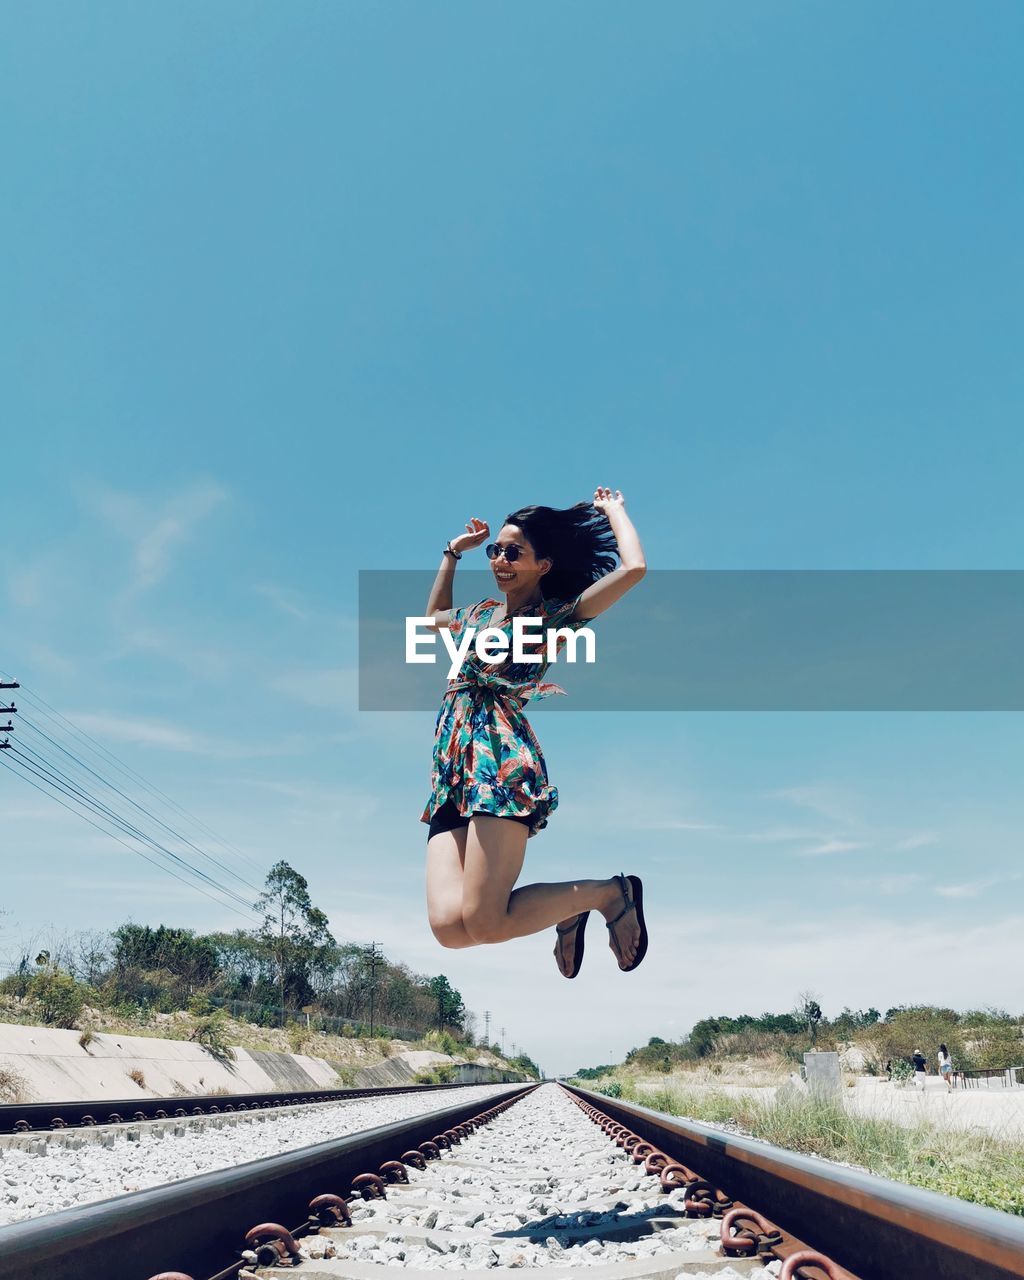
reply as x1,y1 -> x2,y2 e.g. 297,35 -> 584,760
446,665 -> 567,708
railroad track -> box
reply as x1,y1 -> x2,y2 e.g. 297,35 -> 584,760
0,1082 -> 494,1138
0,1082 -> 1021,1279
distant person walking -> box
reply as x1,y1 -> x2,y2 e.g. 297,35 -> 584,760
421,488 -> 650,979
937,1044 -> 954,1092
912,1048 -> 928,1090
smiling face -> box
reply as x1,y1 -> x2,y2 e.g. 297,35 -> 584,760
490,523 -> 552,597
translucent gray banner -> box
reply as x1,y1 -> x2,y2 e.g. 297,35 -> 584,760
358,570 -> 1024,711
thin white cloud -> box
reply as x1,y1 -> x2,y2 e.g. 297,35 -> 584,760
934,875 -> 1020,899
636,819 -> 723,832
893,832 -> 939,851
741,826 -> 831,843
87,479 -> 228,589
254,582 -> 311,621
67,711 -> 307,760
797,839 -> 867,857
842,873 -> 925,896
134,482 -> 227,587
876,873 -> 926,894
762,784 -> 859,826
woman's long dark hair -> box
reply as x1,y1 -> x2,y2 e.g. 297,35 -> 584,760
939,1043 -> 949,1056
503,502 -> 618,603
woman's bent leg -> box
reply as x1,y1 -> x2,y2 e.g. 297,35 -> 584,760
425,827 -> 476,948
462,815 -> 635,957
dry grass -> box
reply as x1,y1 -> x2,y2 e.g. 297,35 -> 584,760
620,1053 -> 793,1099
0,1064 -> 30,1103
599,1075 -> 1024,1217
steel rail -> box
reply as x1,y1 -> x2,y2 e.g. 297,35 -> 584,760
564,1084 -> 1024,1280
0,1084 -> 536,1280
0,1080 -> 501,1136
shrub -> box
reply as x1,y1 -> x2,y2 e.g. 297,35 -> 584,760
599,1081 -> 623,1098
0,973 -> 30,999
286,1021 -> 309,1054
865,1007 -> 967,1071
413,1064 -> 457,1084
189,1011 -> 235,1063
423,1029 -> 459,1056
962,1013 -> 1023,1070
28,970 -> 84,1029
78,1030 -> 95,1052
128,1068 -> 146,1088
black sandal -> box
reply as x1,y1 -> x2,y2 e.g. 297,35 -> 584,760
606,873 -> 648,972
555,911 -> 590,979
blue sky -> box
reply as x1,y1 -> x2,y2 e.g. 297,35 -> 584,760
3,3 -> 1022,1076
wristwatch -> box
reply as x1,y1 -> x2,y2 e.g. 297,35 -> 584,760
444,541 -> 462,560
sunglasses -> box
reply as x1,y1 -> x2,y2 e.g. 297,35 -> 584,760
485,542 -> 525,563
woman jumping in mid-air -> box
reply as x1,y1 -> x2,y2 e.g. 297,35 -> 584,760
421,486 -> 649,979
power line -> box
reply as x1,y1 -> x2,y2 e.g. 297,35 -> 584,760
17,714 -> 263,894
10,737 -> 258,916
0,672 -> 264,875
6,743 -> 259,915
0,671 -> 266,922
0,753 -> 261,926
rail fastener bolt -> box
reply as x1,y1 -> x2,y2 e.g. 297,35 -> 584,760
720,1208 -> 784,1258
308,1193 -> 352,1228
351,1172 -> 387,1200
243,1223 -> 302,1268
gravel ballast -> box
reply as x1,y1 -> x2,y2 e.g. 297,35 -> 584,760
286,1083 -> 782,1275
0,1084 -> 511,1226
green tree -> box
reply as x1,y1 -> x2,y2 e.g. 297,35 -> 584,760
428,974 -> 465,1033
798,992 -> 823,1044
254,861 -> 336,1022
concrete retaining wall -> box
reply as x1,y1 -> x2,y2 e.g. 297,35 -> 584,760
0,1024 -> 341,1101
0,1024 -> 526,1101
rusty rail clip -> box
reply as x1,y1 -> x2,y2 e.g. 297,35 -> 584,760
243,1223 -> 302,1268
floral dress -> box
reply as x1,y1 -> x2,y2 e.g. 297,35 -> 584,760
420,595 -> 593,838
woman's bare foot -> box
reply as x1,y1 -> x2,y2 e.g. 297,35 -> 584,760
553,914 -> 585,978
597,876 -> 642,969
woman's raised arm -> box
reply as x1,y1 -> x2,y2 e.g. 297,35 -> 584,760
424,516 -> 490,628
569,488 -> 646,622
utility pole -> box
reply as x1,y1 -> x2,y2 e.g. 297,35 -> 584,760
0,680 -> 17,751
500,1026 -> 506,1057
367,942 -> 382,1037
484,1010 -> 491,1047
